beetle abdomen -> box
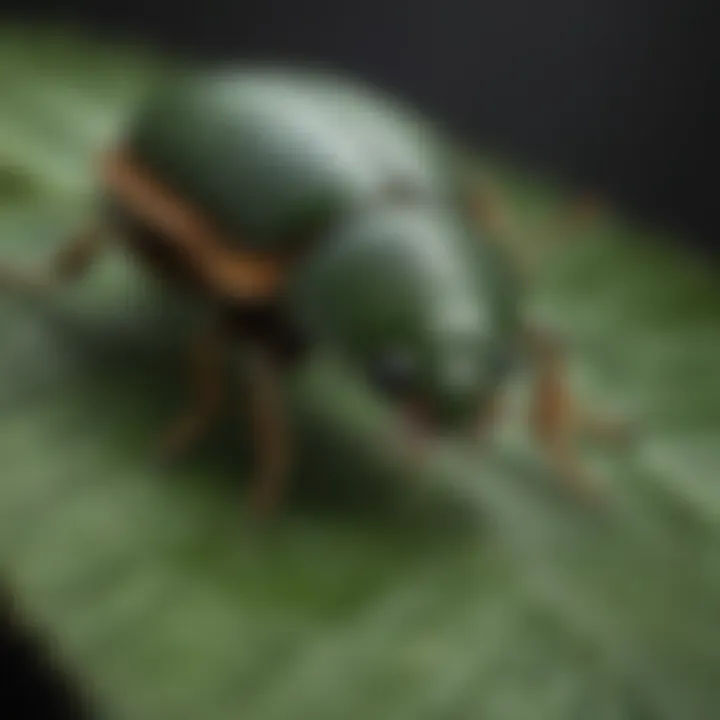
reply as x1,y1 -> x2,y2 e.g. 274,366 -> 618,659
125,67 -> 455,251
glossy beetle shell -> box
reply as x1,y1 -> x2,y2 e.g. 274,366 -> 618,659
120,66 -> 524,427
127,67 -> 461,250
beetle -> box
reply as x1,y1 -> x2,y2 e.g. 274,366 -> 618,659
0,65 -> 623,516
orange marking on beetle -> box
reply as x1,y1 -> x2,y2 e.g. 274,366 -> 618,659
100,149 -> 288,301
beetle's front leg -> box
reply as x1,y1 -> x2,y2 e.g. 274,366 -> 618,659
241,344 -> 293,519
524,327 -> 626,502
0,225 -> 106,294
469,182 -> 602,279
155,318 -> 227,462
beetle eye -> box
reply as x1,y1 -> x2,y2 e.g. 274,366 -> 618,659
369,348 -> 417,398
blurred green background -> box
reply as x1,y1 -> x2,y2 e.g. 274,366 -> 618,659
1,26 -> 719,720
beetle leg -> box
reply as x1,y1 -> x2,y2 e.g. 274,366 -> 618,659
155,319 -> 227,462
242,344 -> 293,519
102,150 -> 287,302
469,182 -> 534,277
0,226 -> 105,294
524,327 -> 605,502
470,182 -> 602,278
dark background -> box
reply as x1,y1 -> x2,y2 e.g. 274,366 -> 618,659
2,0 -> 717,244
1,591 -> 95,718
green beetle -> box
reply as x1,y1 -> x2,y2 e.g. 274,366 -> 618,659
0,65 -> 621,516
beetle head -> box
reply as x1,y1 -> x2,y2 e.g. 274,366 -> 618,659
289,205 -> 520,441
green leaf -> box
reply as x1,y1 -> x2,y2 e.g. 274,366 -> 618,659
1,25 -> 719,720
